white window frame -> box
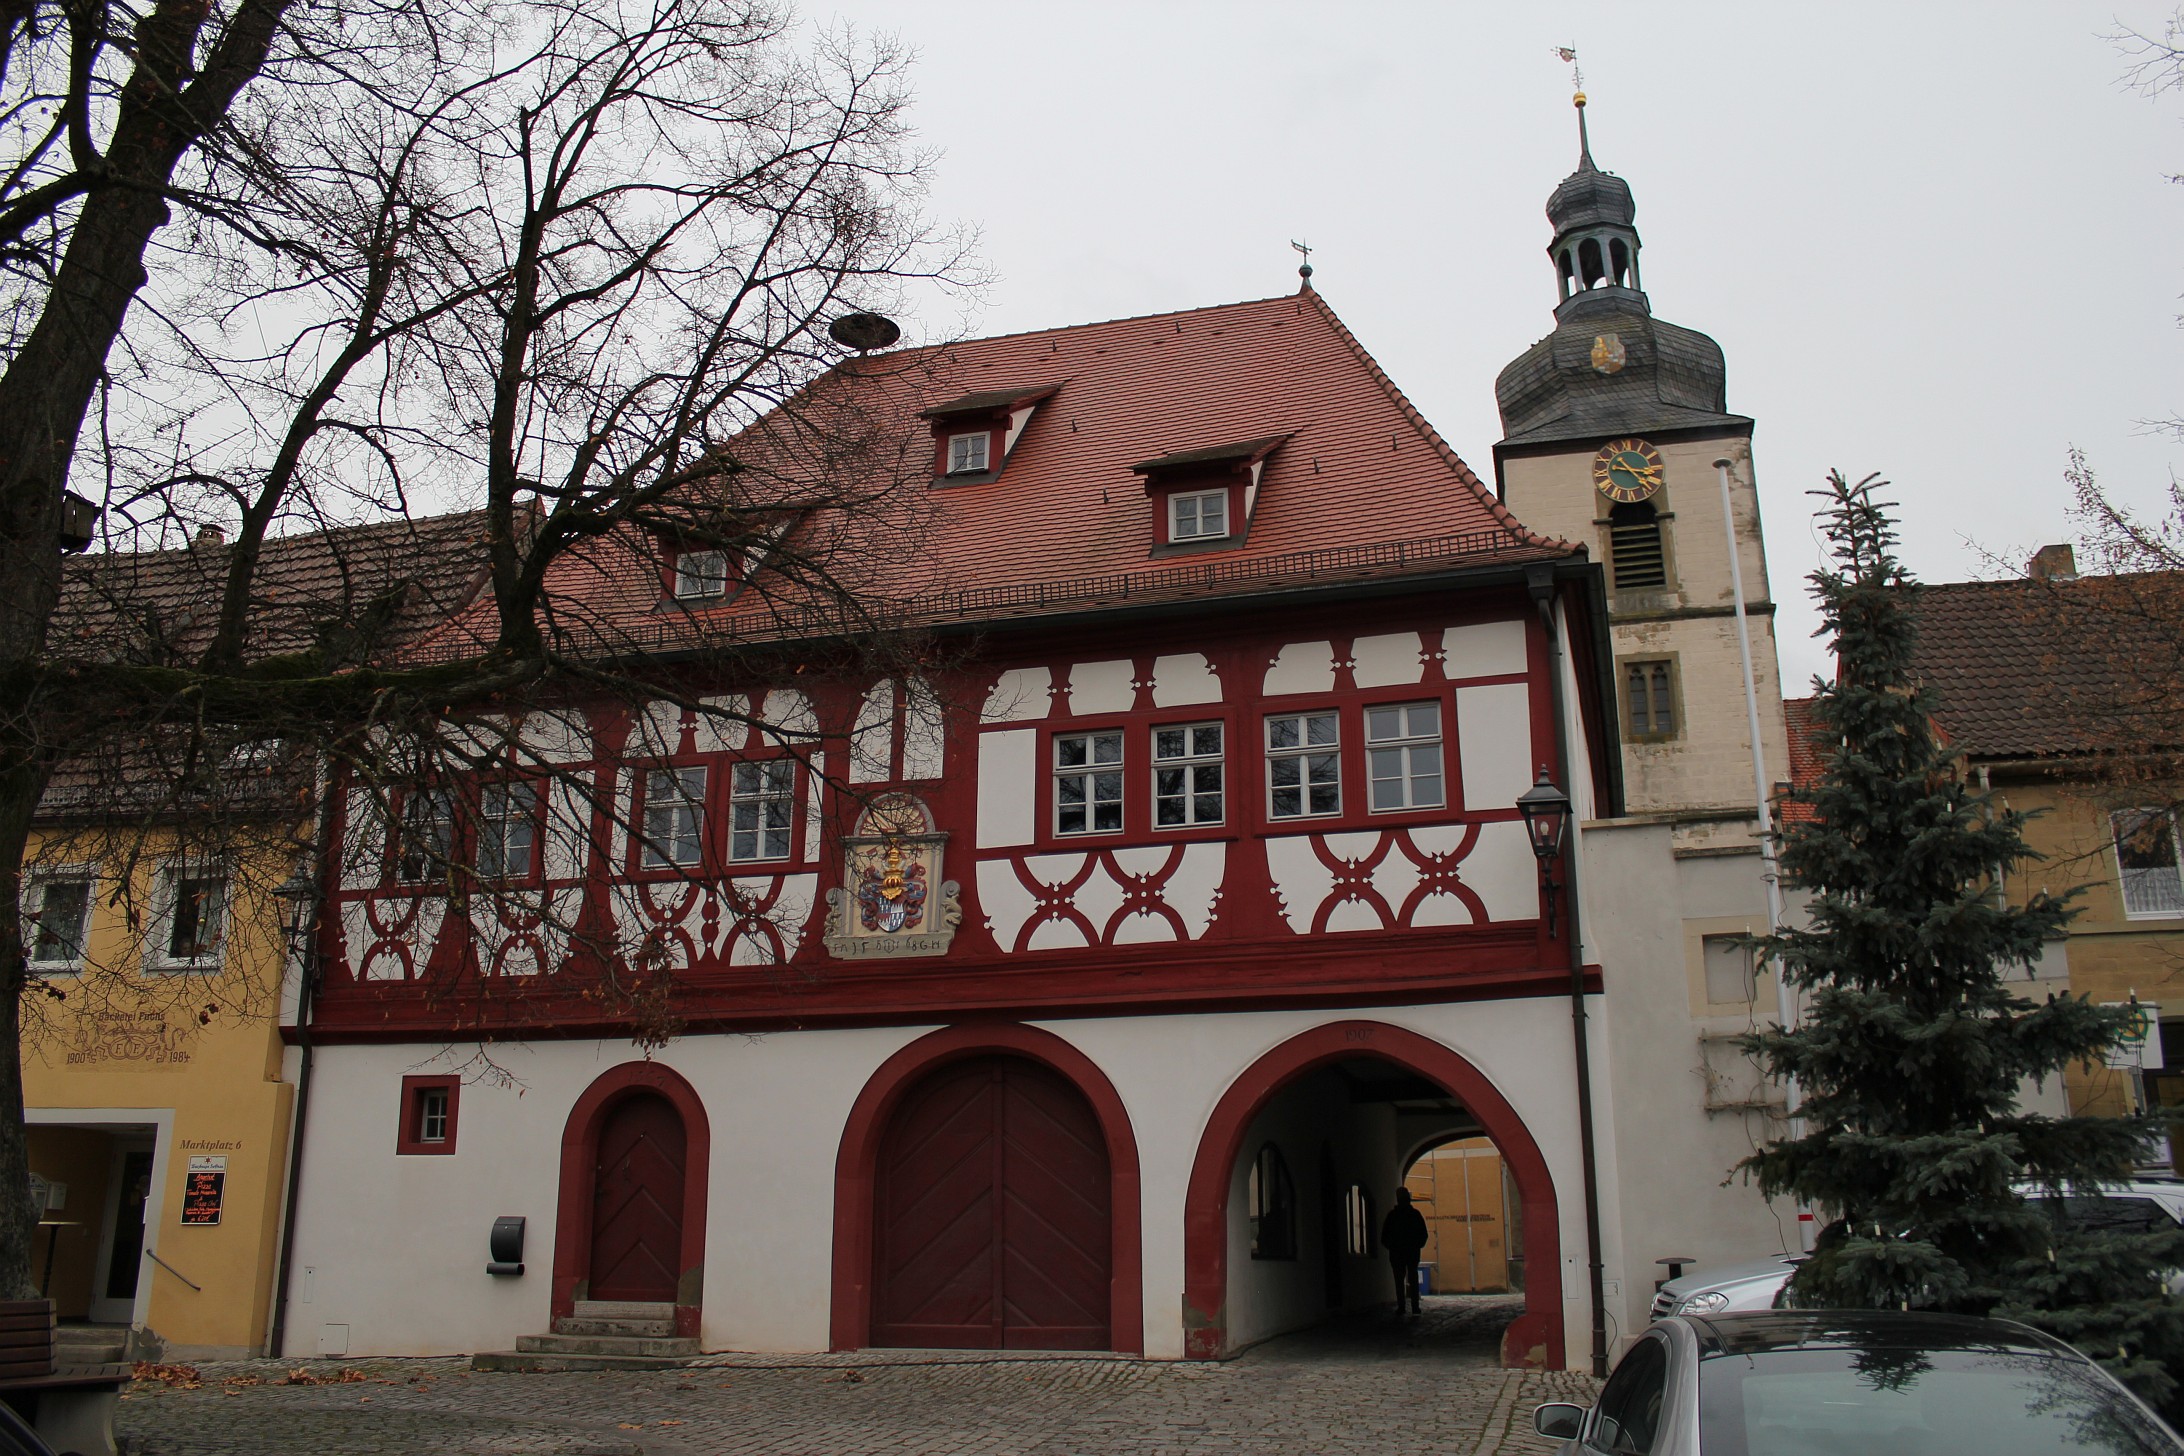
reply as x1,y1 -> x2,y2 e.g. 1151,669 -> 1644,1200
145,862 -> 229,972
477,781 -> 539,882
2112,807 -> 2184,919
23,866 -> 95,974
416,1086 -> 451,1144
640,765 -> 707,870
1152,722 -> 1225,828
673,549 -> 729,600
1170,488 -> 1229,542
1054,729 -> 1125,836
946,431 -> 991,475
1266,711 -> 1341,820
1364,701 -> 1445,812
393,787 -> 454,884
728,759 -> 796,863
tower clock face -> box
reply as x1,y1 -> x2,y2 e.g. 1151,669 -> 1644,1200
1593,438 -> 1664,504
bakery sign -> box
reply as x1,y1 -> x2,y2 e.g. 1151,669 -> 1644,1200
823,794 -> 962,960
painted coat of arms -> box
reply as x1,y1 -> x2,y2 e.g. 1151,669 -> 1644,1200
824,794 -> 961,959
1590,332 -> 1626,375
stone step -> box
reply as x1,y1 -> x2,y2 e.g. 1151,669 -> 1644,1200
514,1332 -> 699,1359
571,1300 -> 675,1322
54,1327 -> 128,1364
553,1315 -> 675,1338
471,1349 -> 701,1373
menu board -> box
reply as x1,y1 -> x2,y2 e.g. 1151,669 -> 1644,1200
181,1155 -> 226,1225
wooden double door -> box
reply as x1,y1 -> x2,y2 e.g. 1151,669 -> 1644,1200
872,1055 -> 1112,1349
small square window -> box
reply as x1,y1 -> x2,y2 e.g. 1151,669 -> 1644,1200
641,766 -> 707,869
1266,711 -> 1340,819
2114,809 -> 2184,918
1170,489 -> 1228,541
1364,702 -> 1444,811
26,876 -> 92,972
396,1075 -> 460,1155
1055,730 -> 1124,835
673,550 -> 729,600
1153,723 -> 1224,827
729,760 -> 796,862
947,432 -> 990,475
478,782 -> 539,881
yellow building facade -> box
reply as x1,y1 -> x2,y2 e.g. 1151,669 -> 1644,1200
20,836 -> 300,1359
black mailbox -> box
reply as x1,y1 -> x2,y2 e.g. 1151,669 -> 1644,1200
488,1215 -> 526,1276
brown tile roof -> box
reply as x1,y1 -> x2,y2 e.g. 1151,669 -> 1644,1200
407,289 -> 1575,661
1904,572 -> 2184,759
1778,695 -> 1827,825
55,510 -> 495,669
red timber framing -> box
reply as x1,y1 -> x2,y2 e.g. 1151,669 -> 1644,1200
829,1023 -> 1144,1354
303,583 -> 1613,1044
1181,1020 -> 1563,1368
551,1061 -> 712,1339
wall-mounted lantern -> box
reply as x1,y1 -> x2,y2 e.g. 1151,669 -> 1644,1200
1515,768 -> 1572,938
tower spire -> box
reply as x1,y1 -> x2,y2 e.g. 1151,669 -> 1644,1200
1576,88 -> 1593,169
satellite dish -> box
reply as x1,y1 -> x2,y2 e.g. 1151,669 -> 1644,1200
829,311 -> 901,351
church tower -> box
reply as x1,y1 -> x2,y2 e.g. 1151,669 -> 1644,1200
1494,94 -> 1791,848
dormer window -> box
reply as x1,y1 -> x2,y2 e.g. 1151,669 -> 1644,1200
1170,489 -> 1227,541
946,431 -> 990,476
673,549 -> 728,600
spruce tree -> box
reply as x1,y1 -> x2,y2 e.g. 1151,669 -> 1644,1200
1743,471 -> 2184,1410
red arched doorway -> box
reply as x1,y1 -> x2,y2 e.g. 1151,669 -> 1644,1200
1182,1020 -> 1562,1367
551,1062 -> 711,1339
831,1024 -> 1144,1354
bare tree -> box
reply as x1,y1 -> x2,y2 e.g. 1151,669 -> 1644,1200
0,0 -> 972,1299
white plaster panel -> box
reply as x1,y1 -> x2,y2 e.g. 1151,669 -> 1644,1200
1410,892 -> 1470,927
340,790 -> 384,891
1021,852 -> 1087,889
1443,618 -> 1529,679
976,730 -> 1038,849
1109,846 -> 1171,878
1373,853 -> 1420,918
1110,911 -> 1175,945
1262,640 -> 1335,697
975,859 -> 1037,949
1456,680 -> 1534,813
850,680 -> 893,784
519,707 -> 591,764
1025,917 -> 1089,952
1407,823 -> 1470,859
982,667 -> 1052,724
1166,844 -> 1225,939
1067,660 -> 1136,716
1463,818 -> 1541,922
1319,830 -> 1380,866
1348,631 -> 1424,689
689,694 -> 751,755
1072,862 -> 1126,938
901,677 -> 945,781
1150,653 -> 1221,707
1263,836 -> 1333,934
632,699 -> 686,758
543,780 -> 592,882
1322,897 -> 1384,933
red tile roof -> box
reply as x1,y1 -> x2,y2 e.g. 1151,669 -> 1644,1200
1777,695 -> 1827,825
411,289 -> 1573,661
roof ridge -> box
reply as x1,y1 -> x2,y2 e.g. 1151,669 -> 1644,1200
1298,289 -> 1577,556
885,291 -> 1308,360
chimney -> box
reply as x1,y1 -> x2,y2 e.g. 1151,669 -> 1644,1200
194,523 -> 226,549
2027,543 -> 2076,581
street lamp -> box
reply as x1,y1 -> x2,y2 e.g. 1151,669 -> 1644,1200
271,860 -> 320,968
1515,768 -> 1572,937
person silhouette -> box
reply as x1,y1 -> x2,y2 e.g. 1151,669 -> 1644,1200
1380,1186 -> 1428,1315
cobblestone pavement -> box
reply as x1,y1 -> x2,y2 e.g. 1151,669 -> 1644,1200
116,1296 -> 1599,1456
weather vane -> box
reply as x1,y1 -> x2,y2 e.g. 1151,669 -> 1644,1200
1555,45 -> 1583,97
1290,238 -> 1313,285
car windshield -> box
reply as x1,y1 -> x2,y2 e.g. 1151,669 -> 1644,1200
1698,1344 -> 2176,1456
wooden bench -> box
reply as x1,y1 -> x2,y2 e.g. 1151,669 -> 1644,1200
0,1301 -> 127,1456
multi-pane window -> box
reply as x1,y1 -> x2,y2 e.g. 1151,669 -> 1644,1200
2113,808 -> 2184,918
395,789 -> 454,883
416,1087 -> 451,1144
477,782 -> 539,881
1625,659 -> 1675,738
1153,723 -> 1224,827
1054,730 -> 1124,835
1170,489 -> 1227,541
641,767 -> 707,869
163,872 -> 227,965
1266,711 -> 1340,819
673,549 -> 729,600
729,760 -> 795,862
27,877 -> 91,971
947,431 -> 990,474
1365,702 -> 1444,811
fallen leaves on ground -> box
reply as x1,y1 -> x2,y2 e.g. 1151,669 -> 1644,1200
278,1367 -> 371,1386
132,1363 -> 201,1388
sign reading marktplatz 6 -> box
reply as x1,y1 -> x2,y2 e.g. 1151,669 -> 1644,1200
181,1155 -> 227,1226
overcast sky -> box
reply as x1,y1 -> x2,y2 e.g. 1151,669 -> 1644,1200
811,1 -> 2184,689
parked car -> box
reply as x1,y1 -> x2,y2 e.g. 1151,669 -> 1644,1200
1531,1309 -> 2183,1454
1649,1178 -> 2184,1319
